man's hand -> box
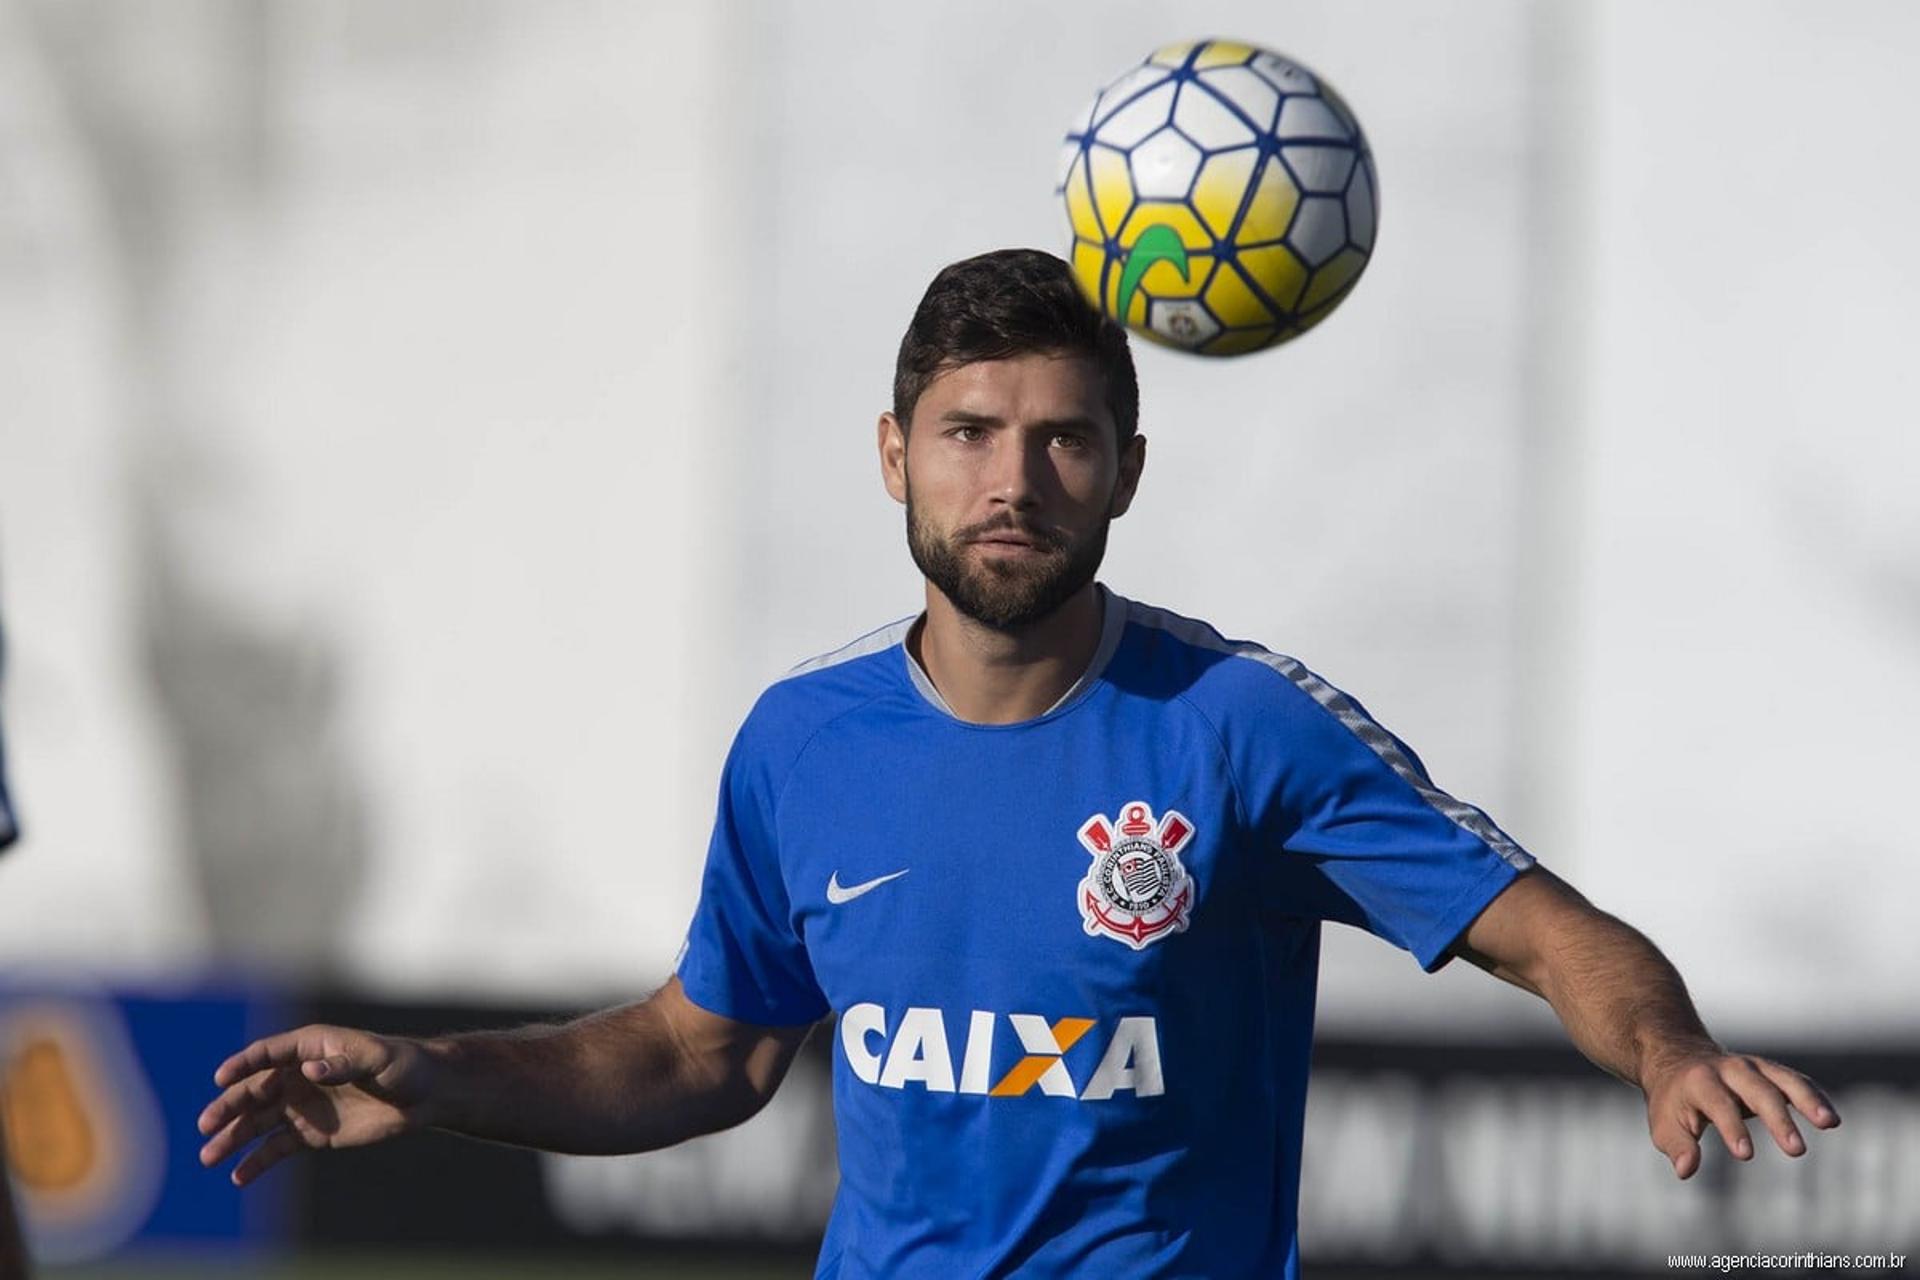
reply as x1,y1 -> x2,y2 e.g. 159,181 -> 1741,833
1456,868 -> 1842,1179
198,1024 -> 438,1185
1641,1047 -> 1841,1180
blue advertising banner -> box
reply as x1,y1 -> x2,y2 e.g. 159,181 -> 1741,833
0,981 -> 288,1264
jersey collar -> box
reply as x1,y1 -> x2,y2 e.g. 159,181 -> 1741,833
902,584 -> 1128,724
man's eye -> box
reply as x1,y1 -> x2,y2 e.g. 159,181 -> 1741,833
948,425 -> 985,442
1051,433 -> 1087,450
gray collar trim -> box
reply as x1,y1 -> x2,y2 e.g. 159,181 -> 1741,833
902,585 -> 1127,723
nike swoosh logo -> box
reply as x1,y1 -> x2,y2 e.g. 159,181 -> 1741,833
826,868 -> 909,905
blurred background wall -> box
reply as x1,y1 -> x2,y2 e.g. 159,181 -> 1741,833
0,0 -> 1914,1273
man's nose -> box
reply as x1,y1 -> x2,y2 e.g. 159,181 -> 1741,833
986,431 -> 1049,508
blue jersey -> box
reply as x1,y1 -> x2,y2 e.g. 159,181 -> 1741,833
677,588 -> 1533,1279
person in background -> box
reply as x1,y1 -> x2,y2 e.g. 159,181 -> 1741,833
0,612 -> 28,1280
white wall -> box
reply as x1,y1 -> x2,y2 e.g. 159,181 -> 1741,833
0,0 -> 1912,1036
1569,0 -> 1920,1034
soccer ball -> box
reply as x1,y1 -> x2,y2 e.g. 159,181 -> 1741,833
1058,39 -> 1378,356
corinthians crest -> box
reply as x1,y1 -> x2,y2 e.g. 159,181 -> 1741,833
1076,801 -> 1196,950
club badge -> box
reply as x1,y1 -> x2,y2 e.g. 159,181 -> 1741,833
1076,801 -> 1195,950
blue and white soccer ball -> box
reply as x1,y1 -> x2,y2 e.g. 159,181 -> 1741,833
1058,39 -> 1379,356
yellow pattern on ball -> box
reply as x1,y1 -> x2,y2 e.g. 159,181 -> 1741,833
1191,149 -> 1259,239
1237,159 -> 1300,244
1089,149 -> 1134,240
1204,264 -> 1274,329
1302,247 -> 1366,311
1118,202 -> 1210,253
1191,40 -> 1257,69
1239,244 -> 1309,312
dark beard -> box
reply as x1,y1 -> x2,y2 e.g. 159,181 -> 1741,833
905,493 -> 1111,632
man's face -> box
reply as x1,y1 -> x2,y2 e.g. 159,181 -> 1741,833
878,352 -> 1145,631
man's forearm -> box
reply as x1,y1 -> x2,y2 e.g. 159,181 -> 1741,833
420,1000 -> 759,1155
1527,906 -> 1720,1088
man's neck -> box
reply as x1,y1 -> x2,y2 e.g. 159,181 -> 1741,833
910,583 -> 1106,725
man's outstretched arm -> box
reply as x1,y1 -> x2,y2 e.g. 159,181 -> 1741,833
1451,867 -> 1841,1180
197,977 -> 812,1186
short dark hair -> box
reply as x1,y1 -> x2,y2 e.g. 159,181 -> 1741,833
892,248 -> 1139,444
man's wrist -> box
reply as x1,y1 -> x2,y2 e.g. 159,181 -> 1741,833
411,1034 -> 466,1132
1634,1029 -> 1723,1090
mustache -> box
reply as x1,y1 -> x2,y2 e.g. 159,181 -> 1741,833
956,515 -> 1067,551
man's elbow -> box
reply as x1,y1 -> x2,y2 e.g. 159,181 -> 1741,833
660,1009 -> 815,1141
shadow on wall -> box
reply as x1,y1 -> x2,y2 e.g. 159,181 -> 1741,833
140,508 -> 370,974
17,2 -> 373,975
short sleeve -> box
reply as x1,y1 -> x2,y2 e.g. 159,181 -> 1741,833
1234,661 -> 1535,971
674,721 -> 828,1026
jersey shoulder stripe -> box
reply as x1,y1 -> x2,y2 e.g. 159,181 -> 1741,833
728,614 -> 917,786
783,614 -> 916,681
1125,599 -> 1532,871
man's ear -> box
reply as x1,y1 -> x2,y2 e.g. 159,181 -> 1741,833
878,413 -> 909,505
1109,433 -> 1146,518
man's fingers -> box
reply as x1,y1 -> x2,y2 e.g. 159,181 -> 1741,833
213,1027 -> 387,1091
230,1126 -> 304,1187
1650,1113 -> 1702,1179
198,1067 -> 285,1137
1755,1059 -> 1841,1129
213,1036 -> 293,1088
213,1028 -> 332,1088
1649,1052 -> 1838,1179
302,1053 -> 358,1084
1694,1076 -> 1755,1160
1722,1058 -> 1803,1156
199,1107 -> 278,1169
